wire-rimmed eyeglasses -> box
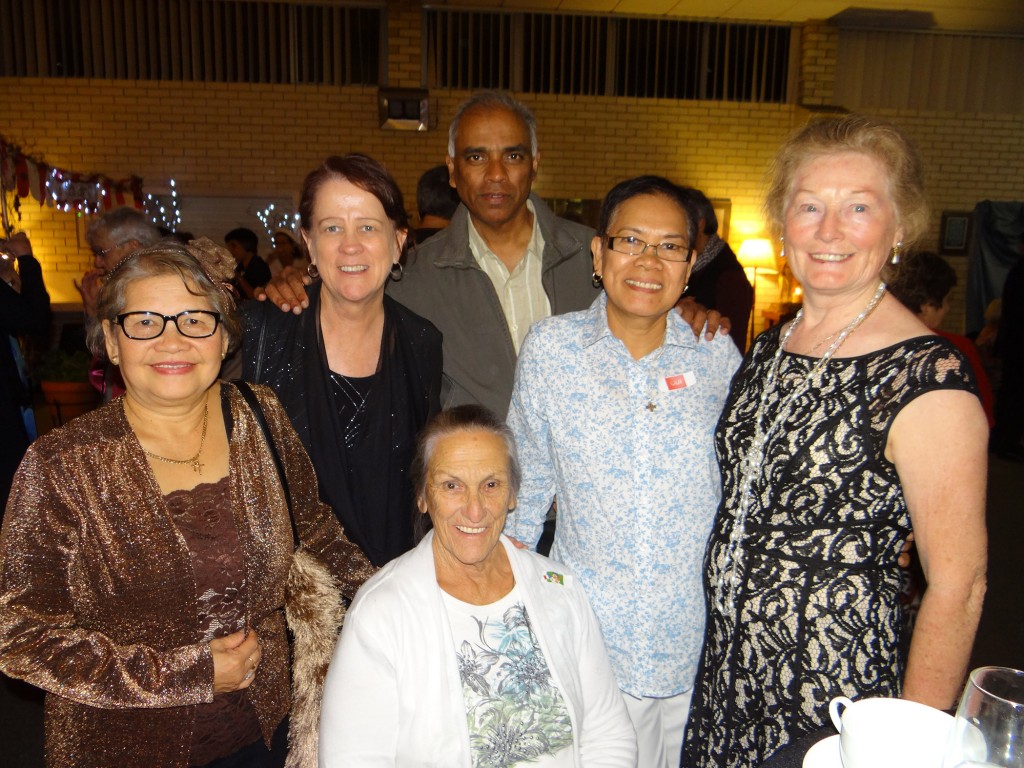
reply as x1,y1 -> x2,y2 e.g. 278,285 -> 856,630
92,241 -> 128,258
115,310 -> 222,340
602,235 -> 693,263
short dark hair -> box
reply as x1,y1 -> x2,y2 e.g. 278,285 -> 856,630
298,154 -> 409,249
224,227 -> 259,255
597,175 -> 699,251
87,239 -> 241,359
410,405 -> 521,541
680,186 -> 718,235
416,165 -> 460,220
887,250 -> 957,315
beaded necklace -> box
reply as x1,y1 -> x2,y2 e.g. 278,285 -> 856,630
713,281 -> 888,615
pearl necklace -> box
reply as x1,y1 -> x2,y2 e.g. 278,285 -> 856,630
713,282 -> 888,616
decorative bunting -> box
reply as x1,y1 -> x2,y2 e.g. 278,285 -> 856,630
0,133 -> 146,216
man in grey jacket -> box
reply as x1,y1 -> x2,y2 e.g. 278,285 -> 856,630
390,92 -> 597,415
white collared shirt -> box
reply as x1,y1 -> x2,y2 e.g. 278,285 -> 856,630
467,200 -> 550,353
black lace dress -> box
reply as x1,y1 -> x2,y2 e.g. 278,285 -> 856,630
681,330 -> 978,768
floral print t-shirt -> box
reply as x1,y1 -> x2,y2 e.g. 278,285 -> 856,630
441,585 -> 574,767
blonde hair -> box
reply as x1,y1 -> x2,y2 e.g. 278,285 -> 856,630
763,114 -> 929,249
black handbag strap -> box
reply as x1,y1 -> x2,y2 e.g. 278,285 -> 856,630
234,380 -> 300,547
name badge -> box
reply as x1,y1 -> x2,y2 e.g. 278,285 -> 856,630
542,570 -> 572,586
659,372 -> 696,392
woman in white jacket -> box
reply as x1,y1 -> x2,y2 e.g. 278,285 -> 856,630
319,405 -> 637,767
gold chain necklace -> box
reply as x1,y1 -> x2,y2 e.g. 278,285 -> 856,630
134,399 -> 209,474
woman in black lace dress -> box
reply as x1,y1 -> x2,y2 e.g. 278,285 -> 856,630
681,115 -> 988,768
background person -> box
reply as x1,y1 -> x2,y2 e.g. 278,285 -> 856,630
682,115 -> 988,768
679,186 -> 752,352
80,207 -> 161,319
992,240 -> 1024,462
266,228 -> 307,276
505,176 -> 742,768
0,239 -> 373,767
411,164 -> 461,245
0,233 -> 50,515
82,208 -> 162,401
225,227 -> 272,300
888,249 -> 995,426
241,154 -> 441,567
319,405 -> 637,767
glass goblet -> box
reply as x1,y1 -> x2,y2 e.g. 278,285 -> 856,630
944,666 -> 1024,768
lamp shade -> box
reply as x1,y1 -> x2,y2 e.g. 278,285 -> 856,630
737,238 -> 777,271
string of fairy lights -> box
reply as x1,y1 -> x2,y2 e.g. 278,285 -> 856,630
256,203 -> 300,238
2,136 -> 298,237
8,171 -> 296,239
143,179 -> 182,232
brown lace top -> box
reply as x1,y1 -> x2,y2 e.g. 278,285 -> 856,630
165,476 -> 261,765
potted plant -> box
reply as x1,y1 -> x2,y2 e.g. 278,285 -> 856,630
37,347 -> 99,426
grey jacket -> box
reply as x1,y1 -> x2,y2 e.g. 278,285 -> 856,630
388,194 -> 598,418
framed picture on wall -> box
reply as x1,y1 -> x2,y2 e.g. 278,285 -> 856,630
710,199 -> 731,241
940,211 -> 972,255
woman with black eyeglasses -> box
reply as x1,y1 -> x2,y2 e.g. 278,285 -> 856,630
0,238 -> 373,767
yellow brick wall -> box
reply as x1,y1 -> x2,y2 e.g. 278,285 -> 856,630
387,2 -> 423,89
799,22 -> 839,106
2,18 -> 1022,340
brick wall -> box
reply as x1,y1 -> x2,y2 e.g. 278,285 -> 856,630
387,2 -> 423,89
2,16 -> 1022,338
799,22 -> 839,106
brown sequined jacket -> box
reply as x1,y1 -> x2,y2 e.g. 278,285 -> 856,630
0,383 -> 375,767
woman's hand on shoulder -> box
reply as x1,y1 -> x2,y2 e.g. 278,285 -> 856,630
257,265 -> 312,314
675,296 -> 731,341
211,629 -> 262,693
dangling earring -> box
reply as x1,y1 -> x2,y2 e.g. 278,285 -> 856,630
779,236 -> 785,258
390,262 -> 404,281
307,263 -> 320,279
891,241 -> 903,265
591,271 -> 603,288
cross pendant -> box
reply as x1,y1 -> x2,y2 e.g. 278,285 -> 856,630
646,401 -> 657,412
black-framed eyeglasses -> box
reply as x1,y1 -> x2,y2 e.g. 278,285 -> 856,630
115,310 -> 221,340
602,235 -> 693,263
92,241 -> 128,258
